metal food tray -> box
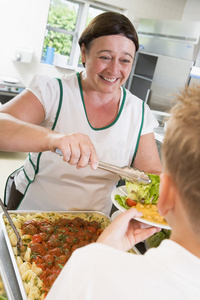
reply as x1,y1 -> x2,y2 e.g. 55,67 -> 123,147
0,259 -> 14,300
0,210 -> 111,300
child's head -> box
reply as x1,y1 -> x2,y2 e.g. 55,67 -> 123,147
162,85 -> 200,231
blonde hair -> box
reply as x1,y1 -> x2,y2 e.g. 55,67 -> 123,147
162,85 -> 200,229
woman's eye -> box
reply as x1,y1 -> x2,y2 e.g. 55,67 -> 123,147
121,59 -> 131,63
100,56 -> 110,60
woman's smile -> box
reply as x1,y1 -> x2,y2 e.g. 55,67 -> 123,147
81,35 -> 136,93
100,76 -> 118,83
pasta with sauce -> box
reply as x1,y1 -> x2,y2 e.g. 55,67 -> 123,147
3,212 -> 110,300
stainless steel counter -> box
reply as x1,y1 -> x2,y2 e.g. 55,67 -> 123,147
154,127 -> 164,142
154,127 -> 164,160
0,227 -> 23,300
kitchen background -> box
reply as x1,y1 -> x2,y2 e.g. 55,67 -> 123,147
0,0 -> 200,201
0,0 -> 200,87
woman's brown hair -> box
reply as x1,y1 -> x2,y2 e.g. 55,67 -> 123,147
78,12 -> 139,52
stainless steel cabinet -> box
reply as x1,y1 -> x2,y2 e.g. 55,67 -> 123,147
126,51 -> 194,112
126,19 -> 200,112
149,55 -> 193,111
126,52 -> 158,103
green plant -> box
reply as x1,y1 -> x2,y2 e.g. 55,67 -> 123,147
43,0 -> 78,57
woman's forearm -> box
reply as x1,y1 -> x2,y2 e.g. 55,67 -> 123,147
0,112 -> 54,152
0,113 -> 99,170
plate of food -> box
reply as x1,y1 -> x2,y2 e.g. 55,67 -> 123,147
111,174 -> 171,230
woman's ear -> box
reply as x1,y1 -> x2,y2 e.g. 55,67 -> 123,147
157,173 -> 176,217
80,43 -> 86,65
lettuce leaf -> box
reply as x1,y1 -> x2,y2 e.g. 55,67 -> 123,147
126,174 -> 160,204
114,194 -> 130,210
115,174 -> 160,209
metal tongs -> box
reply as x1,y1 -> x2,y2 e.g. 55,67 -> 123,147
55,148 -> 151,185
97,161 -> 150,184
0,198 -> 23,257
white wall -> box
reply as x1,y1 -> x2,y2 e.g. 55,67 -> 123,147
0,0 -> 199,86
182,0 -> 200,20
114,0 -> 186,22
0,0 -> 70,86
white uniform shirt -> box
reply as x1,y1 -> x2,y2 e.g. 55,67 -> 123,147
46,240 -> 200,300
15,72 -> 158,214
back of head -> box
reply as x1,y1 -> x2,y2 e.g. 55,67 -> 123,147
78,12 -> 139,52
162,85 -> 200,231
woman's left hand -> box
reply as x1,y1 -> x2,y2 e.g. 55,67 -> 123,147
97,207 -> 161,251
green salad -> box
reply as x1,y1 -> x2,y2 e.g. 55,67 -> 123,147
115,174 -> 160,209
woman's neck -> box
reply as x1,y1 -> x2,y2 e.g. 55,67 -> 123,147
79,72 -> 122,128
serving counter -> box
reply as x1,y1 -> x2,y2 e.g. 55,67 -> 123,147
0,226 -> 23,299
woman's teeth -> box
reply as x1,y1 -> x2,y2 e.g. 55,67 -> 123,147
102,76 -> 116,82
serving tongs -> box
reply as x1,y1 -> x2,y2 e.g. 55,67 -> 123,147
0,198 -> 24,259
97,161 -> 151,184
55,148 -> 151,184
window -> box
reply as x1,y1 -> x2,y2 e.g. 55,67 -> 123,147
41,0 -> 123,69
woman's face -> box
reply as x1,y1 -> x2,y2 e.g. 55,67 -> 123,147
81,35 -> 136,94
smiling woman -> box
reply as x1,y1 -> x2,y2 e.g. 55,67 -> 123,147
0,12 -> 162,215
80,35 -> 135,93
79,35 -> 136,128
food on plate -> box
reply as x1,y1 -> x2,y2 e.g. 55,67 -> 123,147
132,203 -> 167,225
3,212 -> 110,300
115,173 -> 160,209
115,174 -> 168,226
126,173 -> 160,205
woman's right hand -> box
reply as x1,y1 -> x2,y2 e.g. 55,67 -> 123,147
0,90 -> 99,170
47,132 -> 99,170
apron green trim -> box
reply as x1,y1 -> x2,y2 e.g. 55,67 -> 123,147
52,78 -> 63,130
4,166 -> 23,205
28,153 -> 36,171
131,101 -> 145,166
76,72 -> 126,131
23,169 -> 33,184
6,78 -> 64,208
35,78 -> 63,175
22,153 -> 36,183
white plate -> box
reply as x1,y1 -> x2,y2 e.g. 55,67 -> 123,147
111,210 -> 121,221
0,76 -> 19,84
111,186 -> 171,230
